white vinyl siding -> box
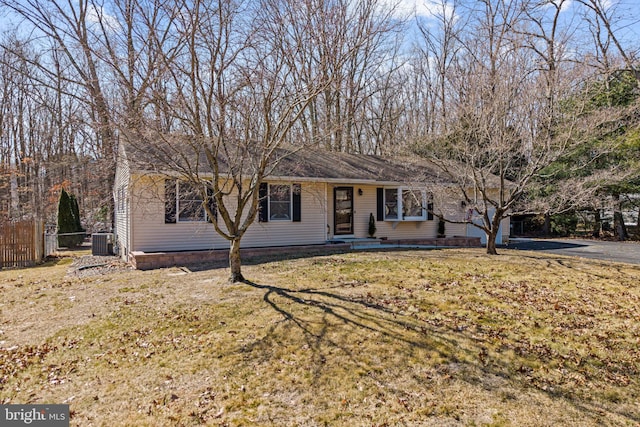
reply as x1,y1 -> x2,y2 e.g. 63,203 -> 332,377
131,176 -> 220,252
331,184 -> 438,240
113,143 -> 131,258
129,178 -> 326,252
126,176 -> 493,253
243,182 -> 325,247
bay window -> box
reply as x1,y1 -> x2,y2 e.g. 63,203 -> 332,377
383,187 -> 430,221
384,188 -> 399,220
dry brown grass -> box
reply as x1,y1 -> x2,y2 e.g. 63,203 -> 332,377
1,248 -> 640,426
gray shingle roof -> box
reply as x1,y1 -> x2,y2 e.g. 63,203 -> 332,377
268,148 -> 449,183
121,136 -> 450,185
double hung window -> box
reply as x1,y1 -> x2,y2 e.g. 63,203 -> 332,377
177,182 -> 206,222
269,184 -> 292,221
165,180 -> 216,223
116,186 -> 126,213
258,182 -> 302,222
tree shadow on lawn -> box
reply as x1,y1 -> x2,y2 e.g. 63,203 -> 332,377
510,252 -> 637,281
184,246 -> 438,272
240,278 -> 638,423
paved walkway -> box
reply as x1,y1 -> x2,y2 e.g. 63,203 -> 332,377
503,238 -> 640,265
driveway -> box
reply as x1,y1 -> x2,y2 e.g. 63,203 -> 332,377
502,238 -> 640,265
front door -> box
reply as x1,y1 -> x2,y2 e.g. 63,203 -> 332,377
334,187 -> 353,235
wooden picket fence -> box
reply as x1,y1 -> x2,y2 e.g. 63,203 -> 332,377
0,220 -> 44,268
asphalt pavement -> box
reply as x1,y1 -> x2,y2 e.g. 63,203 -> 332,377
501,238 -> 640,265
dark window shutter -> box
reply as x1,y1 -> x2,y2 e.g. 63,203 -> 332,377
165,179 -> 177,224
427,195 -> 434,221
258,182 -> 268,222
376,188 -> 384,221
206,187 -> 217,223
292,183 -> 301,222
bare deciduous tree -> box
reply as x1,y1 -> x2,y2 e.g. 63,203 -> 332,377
284,0 -> 404,154
0,0 -> 177,227
125,0 -> 330,282
415,0 -> 586,254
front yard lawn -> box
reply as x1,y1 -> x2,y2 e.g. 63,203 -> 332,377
1,249 -> 639,426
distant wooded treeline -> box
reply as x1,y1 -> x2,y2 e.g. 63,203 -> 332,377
0,0 -> 638,239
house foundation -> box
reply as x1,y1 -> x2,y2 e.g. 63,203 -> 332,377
130,243 -> 352,270
129,237 -> 481,270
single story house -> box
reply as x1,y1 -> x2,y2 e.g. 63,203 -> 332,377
114,139 -> 508,267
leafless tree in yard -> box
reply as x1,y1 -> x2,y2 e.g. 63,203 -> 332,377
125,0 -> 333,282
413,0 -> 590,254
1,0 -> 398,280
411,0 -> 640,251
512,0 -> 578,234
524,0 -> 640,240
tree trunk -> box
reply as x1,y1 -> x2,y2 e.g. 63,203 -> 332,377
486,231 -> 498,255
613,193 -> 628,241
485,209 -> 504,255
542,211 -> 551,236
228,238 -> 245,283
592,209 -> 601,238
614,211 -> 628,241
